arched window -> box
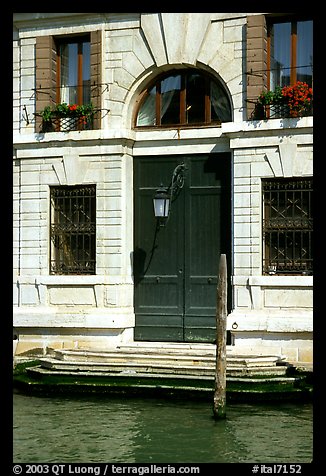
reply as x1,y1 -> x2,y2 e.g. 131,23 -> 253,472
135,69 -> 232,127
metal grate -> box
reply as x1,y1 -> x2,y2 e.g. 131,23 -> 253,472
41,112 -> 96,133
251,102 -> 313,120
52,115 -> 94,132
262,178 -> 313,275
50,185 -> 96,275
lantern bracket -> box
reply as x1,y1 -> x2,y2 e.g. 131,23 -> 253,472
153,163 -> 187,227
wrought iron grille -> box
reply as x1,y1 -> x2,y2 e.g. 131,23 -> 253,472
252,102 -> 313,120
262,178 -> 313,275
41,111 -> 97,133
50,185 -> 96,275
268,102 -> 313,119
52,115 -> 94,132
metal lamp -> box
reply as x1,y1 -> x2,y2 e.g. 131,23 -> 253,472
153,163 -> 186,227
153,186 -> 170,226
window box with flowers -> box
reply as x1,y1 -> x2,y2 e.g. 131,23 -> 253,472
38,103 -> 95,132
252,81 -> 313,120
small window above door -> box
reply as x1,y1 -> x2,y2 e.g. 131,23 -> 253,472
135,69 -> 232,128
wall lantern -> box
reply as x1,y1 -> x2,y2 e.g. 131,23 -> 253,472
153,186 -> 170,220
153,163 -> 186,227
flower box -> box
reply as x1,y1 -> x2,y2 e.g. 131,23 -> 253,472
38,103 -> 95,132
252,81 -> 313,120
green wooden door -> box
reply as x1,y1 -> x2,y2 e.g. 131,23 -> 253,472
133,153 -> 231,342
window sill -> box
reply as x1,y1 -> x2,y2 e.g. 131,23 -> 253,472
16,275 -> 133,286
252,276 -> 313,287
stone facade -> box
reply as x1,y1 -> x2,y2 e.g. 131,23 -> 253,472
13,13 -> 313,364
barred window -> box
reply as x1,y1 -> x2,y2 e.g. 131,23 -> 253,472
50,185 -> 96,275
262,178 -> 313,275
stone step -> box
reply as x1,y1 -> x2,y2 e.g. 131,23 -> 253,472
40,351 -> 287,376
17,364 -> 307,400
48,349 -> 215,364
117,343 -> 285,363
48,348 -> 285,369
38,356 -> 288,377
15,344 -> 310,400
27,365 -> 296,385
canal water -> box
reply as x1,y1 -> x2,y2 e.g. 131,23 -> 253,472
13,392 -> 313,463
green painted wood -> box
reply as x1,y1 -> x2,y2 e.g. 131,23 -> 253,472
134,153 -> 231,342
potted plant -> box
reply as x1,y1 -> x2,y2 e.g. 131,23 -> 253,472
39,103 -> 95,132
252,81 -> 313,120
281,81 -> 313,118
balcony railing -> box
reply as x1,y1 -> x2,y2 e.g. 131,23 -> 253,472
41,114 -> 95,132
251,82 -> 313,121
36,101 -> 102,133
252,102 -> 313,120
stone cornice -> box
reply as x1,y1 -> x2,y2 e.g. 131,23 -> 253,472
13,117 -> 313,159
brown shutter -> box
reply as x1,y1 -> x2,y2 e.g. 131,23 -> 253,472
246,15 -> 267,120
90,30 -> 102,129
35,36 -> 57,132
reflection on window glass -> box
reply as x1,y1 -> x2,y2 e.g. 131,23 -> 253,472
136,86 -> 156,126
161,75 -> 181,124
82,42 -> 91,104
211,82 -> 232,122
297,21 -> 313,86
60,43 -> 78,103
270,22 -> 291,89
185,74 -> 205,124
59,40 -> 90,105
269,19 -> 313,89
135,70 -> 232,127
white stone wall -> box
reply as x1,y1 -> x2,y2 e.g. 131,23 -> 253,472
224,119 -> 313,363
13,13 -> 247,134
13,136 -> 136,351
13,13 -> 313,363
118,13 -> 247,127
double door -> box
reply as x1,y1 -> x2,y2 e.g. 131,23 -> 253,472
133,153 -> 231,342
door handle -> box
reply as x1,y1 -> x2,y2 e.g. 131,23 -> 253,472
156,276 -> 160,283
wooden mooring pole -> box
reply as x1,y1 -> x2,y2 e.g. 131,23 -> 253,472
213,253 -> 227,420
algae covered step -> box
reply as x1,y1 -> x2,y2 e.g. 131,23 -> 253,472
35,356 -> 288,377
13,345 -> 312,401
12,361 -> 312,402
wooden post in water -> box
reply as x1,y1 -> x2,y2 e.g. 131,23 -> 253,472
213,253 -> 227,420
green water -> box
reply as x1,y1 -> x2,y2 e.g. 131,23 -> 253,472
13,392 -> 313,463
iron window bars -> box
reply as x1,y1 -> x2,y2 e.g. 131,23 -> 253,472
263,178 -> 313,275
50,185 -> 96,275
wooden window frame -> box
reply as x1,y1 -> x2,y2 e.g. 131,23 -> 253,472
266,16 -> 313,89
35,31 -> 101,132
55,34 -> 90,105
134,69 -> 231,129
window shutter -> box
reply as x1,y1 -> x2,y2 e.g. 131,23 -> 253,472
246,15 -> 267,120
90,30 -> 102,129
35,36 -> 57,132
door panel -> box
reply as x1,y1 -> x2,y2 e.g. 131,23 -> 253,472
133,153 -> 231,342
133,156 -> 184,341
184,154 -> 230,341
